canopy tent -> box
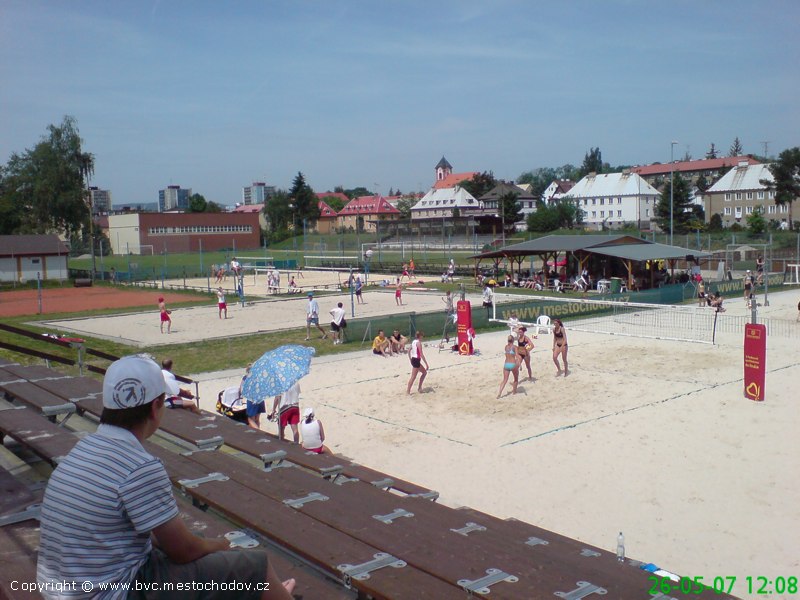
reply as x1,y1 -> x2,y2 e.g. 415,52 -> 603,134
469,234 -> 711,290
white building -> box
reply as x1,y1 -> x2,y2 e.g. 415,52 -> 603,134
704,162 -> 788,228
410,186 -> 483,220
562,172 -> 660,230
542,179 -> 575,204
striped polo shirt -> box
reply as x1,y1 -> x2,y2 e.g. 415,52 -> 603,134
37,424 -> 178,599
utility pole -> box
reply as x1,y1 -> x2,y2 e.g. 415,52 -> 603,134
670,141 -> 678,246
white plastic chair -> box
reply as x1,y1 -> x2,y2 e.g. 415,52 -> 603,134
536,315 -> 551,335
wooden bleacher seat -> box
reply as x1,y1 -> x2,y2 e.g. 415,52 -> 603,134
0,407 -> 81,466
146,443 -> 464,599
160,447 -> 733,599
32,376 -> 102,403
1,381 -> 76,422
173,495 -> 354,599
0,464 -> 37,519
0,364 -> 70,383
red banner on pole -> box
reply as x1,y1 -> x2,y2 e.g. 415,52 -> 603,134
456,300 -> 473,355
743,323 -> 766,401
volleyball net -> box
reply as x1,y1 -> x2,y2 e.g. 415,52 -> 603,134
491,295 -> 724,344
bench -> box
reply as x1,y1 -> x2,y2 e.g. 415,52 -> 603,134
0,463 -> 41,599
0,406 -> 81,466
152,408 -> 438,498
147,444 -> 463,599
171,447 -> 732,599
173,494 -> 354,600
1,381 -> 77,423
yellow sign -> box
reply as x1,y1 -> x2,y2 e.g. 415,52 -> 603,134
746,382 -> 761,401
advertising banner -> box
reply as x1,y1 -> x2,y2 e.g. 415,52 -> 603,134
456,300 -> 473,355
743,323 -> 766,401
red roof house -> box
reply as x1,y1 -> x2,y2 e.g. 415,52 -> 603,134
338,195 -> 400,232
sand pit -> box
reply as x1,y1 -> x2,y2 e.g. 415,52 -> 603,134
186,289 -> 799,599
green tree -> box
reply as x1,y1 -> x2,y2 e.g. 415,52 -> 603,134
188,193 -> 208,212
705,143 -> 719,159
459,171 -> 496,199
761,146 -> 800,229
320,194 -> 346,212
696,174 -> 710,193
206,201 -> 223,213
729,137 -> 744,157
499,191 -> 523,229
264,190 -> 291,233
289,172 -> 320,228
526,200 -> 584,232
746,207 -> 767,235
580,147 -> 608,177
396,196 -> 417,220
0,115 -> 94,238
708,213 -> 723,231
654,173 -> 694,235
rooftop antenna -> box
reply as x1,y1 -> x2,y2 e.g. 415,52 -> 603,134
760,141 -> 770,159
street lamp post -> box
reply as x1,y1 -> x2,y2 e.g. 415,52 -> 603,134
670,141 -> 678,246
288,202 -> 296,252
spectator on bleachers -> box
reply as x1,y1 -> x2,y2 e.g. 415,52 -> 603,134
161,359 -> 200,414
37,354 -> 296,599
300,407 -> 330,454
268,382 -> 301,443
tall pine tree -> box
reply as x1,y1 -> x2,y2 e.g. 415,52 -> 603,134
729,137 -> 744,157
654,173 -> 694,235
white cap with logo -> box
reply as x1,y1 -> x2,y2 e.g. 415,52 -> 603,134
103,355 -> 167,409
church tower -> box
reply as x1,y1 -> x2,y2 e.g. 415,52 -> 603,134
435,156 -> 453,182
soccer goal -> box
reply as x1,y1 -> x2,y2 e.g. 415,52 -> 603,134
123,244 -> 154,256
304,255 -> 360,270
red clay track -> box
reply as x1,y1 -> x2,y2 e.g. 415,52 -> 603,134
0,286 -> 208,318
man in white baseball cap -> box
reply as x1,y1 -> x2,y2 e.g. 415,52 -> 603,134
37,354 -> 295,599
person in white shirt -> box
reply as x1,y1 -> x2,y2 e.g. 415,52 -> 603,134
406,331 -> 429,395
161,359 -> 200,414
305,292 -> 328,341
329,302 -> 347,345
215,287 -> 227,319
299,407 -> 329,454
229,257 -> 241,277
268,382 -> 301,442
482,284 -> 494,318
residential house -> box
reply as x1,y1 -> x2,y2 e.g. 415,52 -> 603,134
631,156 -> 760,189
562,171 -> 660,230
479,181 -> 537,230
337,195 -> 400,233
703,162 -> 788,228
542,179 -> 575,204
314,194 -> 343,234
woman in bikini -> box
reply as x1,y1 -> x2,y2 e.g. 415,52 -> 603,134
552,318 -> 568,376
516,326 -> 535,380
497,335 -> 520,398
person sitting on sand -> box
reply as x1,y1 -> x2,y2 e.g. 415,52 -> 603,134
709,293 -> 726,312
372,330 -> 393,357
389,329 -> 408,354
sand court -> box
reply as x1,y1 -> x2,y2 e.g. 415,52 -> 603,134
187,288 -> 799,599
41,285 -> 485,346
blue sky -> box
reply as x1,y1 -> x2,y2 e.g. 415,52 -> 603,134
1,0 -> 798,207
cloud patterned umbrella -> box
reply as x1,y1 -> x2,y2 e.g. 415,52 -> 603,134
241,344 -> 315,402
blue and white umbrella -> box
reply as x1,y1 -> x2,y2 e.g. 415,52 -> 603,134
241,344 -> 315,402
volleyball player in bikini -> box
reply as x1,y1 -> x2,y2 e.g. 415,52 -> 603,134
552,319 -> 569,376
497,335 -> 520,398
406,331 -> 429,395
158,297 -> 171,334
